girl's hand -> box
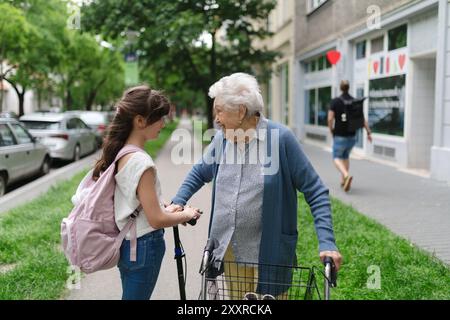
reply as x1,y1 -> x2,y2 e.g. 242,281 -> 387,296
165,203 -> 183,213
182,205 -> 202,224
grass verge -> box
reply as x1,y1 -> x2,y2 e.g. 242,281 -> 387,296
296,194 -> 450,300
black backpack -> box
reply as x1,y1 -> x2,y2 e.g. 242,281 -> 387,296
339,97 -> 365,132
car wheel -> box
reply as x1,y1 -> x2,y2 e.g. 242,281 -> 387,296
73,145 -> 81,162
0,174 -> 6,197
40,156 -> 51,175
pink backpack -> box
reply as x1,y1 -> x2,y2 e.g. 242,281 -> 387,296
61,145 -> 144,274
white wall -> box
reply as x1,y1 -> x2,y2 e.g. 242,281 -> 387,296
408,58 -> 436,169
430,0 -> 450,182
409,9 -> 438,56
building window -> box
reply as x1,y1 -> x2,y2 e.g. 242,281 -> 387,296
356,41 -> 366,60
371,36 -> 384,54
318,87 -> 331,126
304,54 -> 331,74
305,86 -> 332,126
311,59 -> 317,72
369,75 -> 406,137
306,89 -> 316,125
388,24 -> 407,51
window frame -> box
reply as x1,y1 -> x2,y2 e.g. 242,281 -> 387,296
9,123 -> 33,145
0,123 -> 18,147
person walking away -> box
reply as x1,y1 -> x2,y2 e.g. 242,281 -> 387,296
328,80 -> 372,192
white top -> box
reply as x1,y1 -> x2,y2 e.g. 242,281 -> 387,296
114,151 -> 162,239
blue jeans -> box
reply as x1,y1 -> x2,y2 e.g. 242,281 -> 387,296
118,229 -> 165,300
333,136 -> 357,160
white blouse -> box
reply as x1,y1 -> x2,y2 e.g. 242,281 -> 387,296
114,151 -> 162,239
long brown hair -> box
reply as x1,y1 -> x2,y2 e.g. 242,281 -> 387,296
93,85 -> 170,180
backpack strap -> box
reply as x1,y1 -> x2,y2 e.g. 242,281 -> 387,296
113,144 -> 147,262
114,205 -> 142,261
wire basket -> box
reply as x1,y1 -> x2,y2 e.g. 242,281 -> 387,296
201,260 -> 323,300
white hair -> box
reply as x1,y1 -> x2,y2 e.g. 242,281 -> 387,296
208,73 -> 264,117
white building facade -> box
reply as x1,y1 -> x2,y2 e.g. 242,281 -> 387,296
293,0 -> 450,182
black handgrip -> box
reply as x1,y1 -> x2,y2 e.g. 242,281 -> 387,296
187,218 -> 197,226
204,238 -> 218,253
324,256 -> 338,287
187,210 -> 203,226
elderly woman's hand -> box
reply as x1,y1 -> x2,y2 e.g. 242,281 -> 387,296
320,251 -> 342,271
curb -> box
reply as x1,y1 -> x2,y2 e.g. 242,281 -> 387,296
0,151 -> 101,216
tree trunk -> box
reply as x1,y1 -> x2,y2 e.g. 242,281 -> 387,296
85,91 -> 95,111
205,92 -> 214,129
85,78 -> 107,111
66,88 -> 73,110
0,60 -> 3,113
18,91 -> 25,117
4,78 -> 26,116
207,30 -> 217,129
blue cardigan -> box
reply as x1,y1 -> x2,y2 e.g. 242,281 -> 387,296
172,120 -> 338,295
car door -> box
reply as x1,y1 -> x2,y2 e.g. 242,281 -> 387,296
0,123 -> 23,183
76,118 -> 94,155
9,123 -> 37,176
66,118 -> 81,156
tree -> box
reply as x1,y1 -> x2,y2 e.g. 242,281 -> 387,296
0,3 -> 31,112
82,0 -> 278,127
1,0 -> 67,115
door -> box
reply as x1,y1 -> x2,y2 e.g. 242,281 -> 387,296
0,123 -> 24,182
76,118 -> 94,155
66,118 -> 81,157
354,85 -> 365,149
9,123 -> 37,176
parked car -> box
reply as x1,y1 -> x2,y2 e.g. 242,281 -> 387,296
66,111 -> 111,147
0,118 -> 51,197
0,111 -> 19,120
19,113 -> 97,162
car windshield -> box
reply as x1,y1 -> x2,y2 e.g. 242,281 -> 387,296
21,121 -> 61,130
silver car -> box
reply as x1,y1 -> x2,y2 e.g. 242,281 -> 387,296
0,118 -> 51,197
66,111 -> 112,147
20,112 -> 97,161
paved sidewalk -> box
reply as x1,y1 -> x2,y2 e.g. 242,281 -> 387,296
302,142 -> 450,264
66,118 -> 210,300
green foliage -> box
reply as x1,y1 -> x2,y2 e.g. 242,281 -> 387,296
82,0 -> 279,126
0,0 -> 125,114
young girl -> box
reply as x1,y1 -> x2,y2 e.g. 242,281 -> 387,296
93,85 -> 201,300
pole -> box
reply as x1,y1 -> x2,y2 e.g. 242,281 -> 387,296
173,226 -> 186,300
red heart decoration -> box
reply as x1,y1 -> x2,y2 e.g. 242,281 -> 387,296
373,61 -> 379,74
326,50 -> 341,65
398,54 -> 406,70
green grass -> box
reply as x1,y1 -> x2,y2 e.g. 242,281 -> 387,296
296,194 -> 450,300
0,120 -> 180,300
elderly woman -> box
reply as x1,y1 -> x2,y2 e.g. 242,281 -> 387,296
171,73 -> 342,299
